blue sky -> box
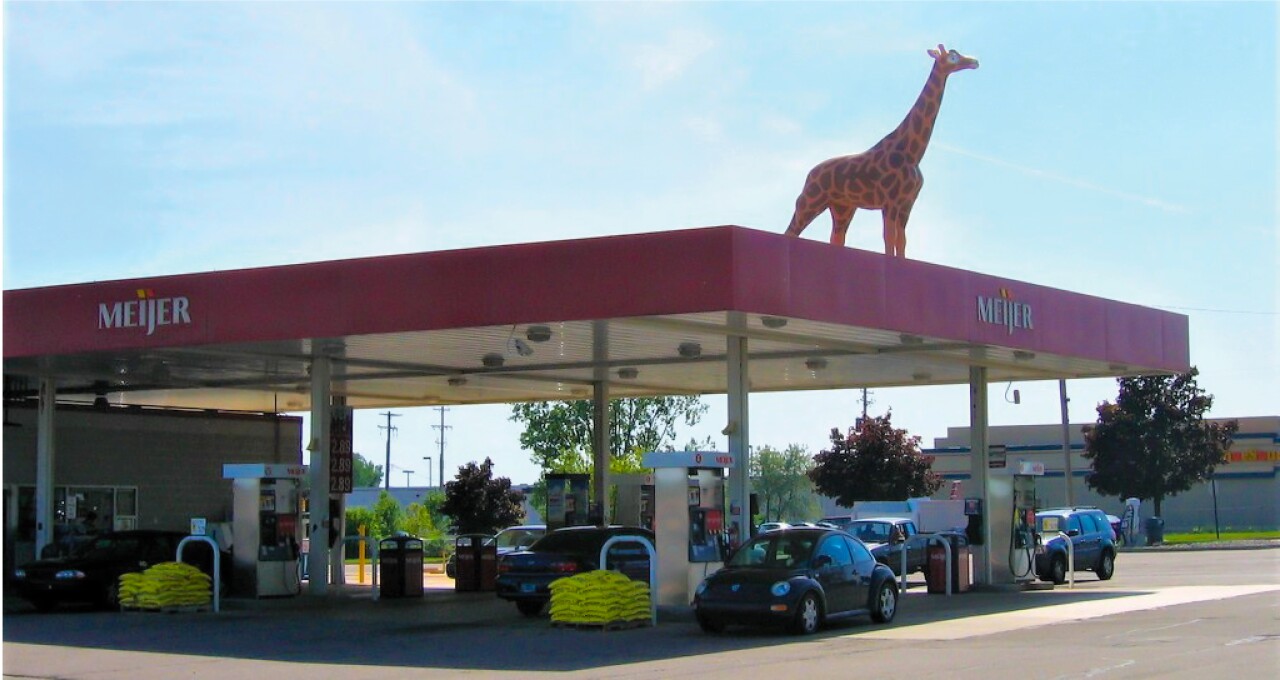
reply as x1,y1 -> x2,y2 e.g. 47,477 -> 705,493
4,2 -> 1276,488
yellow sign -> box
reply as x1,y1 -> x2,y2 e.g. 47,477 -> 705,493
1227,449 -> 1280,463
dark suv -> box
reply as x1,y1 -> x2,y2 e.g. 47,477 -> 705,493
1034,507 -> 1116,584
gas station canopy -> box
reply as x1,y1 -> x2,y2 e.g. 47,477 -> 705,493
2,226 -> 1189,409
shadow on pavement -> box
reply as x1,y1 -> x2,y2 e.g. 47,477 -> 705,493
3,579 -> 1153,673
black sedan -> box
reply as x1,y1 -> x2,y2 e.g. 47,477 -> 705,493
693,527 -> 899,634
13,530 -> 227,612
495,525 -> 654,616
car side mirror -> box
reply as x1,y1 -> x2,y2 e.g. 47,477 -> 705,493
813,555 -> 833,569
890,531 -> 905,545
1066,529 -> 1080,537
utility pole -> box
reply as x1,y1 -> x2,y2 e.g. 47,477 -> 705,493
403,469 -> 414,487
432,407 -> 450,490
379,411 -> 400,491
859,389 -> 874,423
423,456 -> 432,487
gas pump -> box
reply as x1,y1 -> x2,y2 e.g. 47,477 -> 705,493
1009,461 -> 1044,583
223,463 -> 306,598
640,451 -> 732,607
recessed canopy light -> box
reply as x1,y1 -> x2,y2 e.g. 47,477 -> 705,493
804,357 -> 828,371
482,353 -> 505,368
618,367 -> 639,380
761,316 -> 788,329
526,325 -> 552,343
678,342 -> 702,358
447,377 -> 467,387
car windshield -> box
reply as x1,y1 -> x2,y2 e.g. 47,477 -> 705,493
851,522 -> 893,543
495,528 -> 545,550
729,533 -> 817,569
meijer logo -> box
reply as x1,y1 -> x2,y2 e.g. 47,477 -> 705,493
98,289 -> 191,336
976,288 -> 1033,335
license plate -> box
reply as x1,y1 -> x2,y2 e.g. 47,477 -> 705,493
521,582 -> 536,593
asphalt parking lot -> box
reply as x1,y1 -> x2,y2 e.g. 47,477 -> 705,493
4,544 -> 1278,679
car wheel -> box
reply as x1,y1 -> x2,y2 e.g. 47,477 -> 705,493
790,592 -> 822,635
445,564 -> 455,579
1096,551 -> 1115,581
697,612 -> 725,633
515,599 -> 544,617
1049,555 -> 1067,585
871,581 -> 898,623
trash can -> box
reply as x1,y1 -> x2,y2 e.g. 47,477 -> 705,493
926,532 -> 970,594
1144,517 -> 1165,546
454,534 -> 495,592
379,534 -> 424,599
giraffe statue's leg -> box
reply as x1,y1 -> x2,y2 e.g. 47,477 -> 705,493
884,205 -> 912,258
785,191 -> 827,238
829,204 -> 856,247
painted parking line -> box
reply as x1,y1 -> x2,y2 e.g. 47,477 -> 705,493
856,585 -> 1280,641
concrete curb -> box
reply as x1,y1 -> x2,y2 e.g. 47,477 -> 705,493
1119,539 -> 1280,553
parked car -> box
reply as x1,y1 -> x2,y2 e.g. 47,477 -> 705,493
757,522 -> 791,533
1034,507 -> 1117,584
848,517 -> 927,576
693,527 -> 899,635
819,519 -> 849,535
13,530 -> 229,612
495,525 -> 654,616
1106,514 -> 1126,547
445,524 -> 546,578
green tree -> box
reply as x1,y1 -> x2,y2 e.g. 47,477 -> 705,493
353,453 -> 382,488
343,506 -> 377,557
440,458 -> 525,534
401,502 -> 437,538
809,411 -> 942,506
371,490 -> 403,538
752,444 -> 818,522
511,396 -> 709,469
1082,368 -> 1237,516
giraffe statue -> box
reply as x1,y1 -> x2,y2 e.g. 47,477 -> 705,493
784,44 -> 978,257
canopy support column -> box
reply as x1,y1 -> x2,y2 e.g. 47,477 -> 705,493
34,377 -> 56,557
592,321 -> 610,526
969,366 -> 991,585
727,336 -> 750,547
307,354 -> 332,596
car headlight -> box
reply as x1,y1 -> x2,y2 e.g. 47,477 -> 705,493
695,580 -> 709,596
54,569 -> 86,580
770,581 -> 791,597
14,569 -> 25,580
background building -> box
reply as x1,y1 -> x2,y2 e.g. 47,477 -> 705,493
921,416 -> 1278,533
3,403 -> 302,576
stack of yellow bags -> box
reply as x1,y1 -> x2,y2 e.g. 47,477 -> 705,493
548,570 -> 651,625
118,562 -> 212,610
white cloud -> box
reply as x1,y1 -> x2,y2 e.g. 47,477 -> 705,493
629,27 -> 717,90
936,143 -> 1192,215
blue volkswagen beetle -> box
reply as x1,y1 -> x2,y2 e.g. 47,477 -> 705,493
693,527 -> 899,635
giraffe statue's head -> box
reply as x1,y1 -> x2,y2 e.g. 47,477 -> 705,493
927,44 -> 979,74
